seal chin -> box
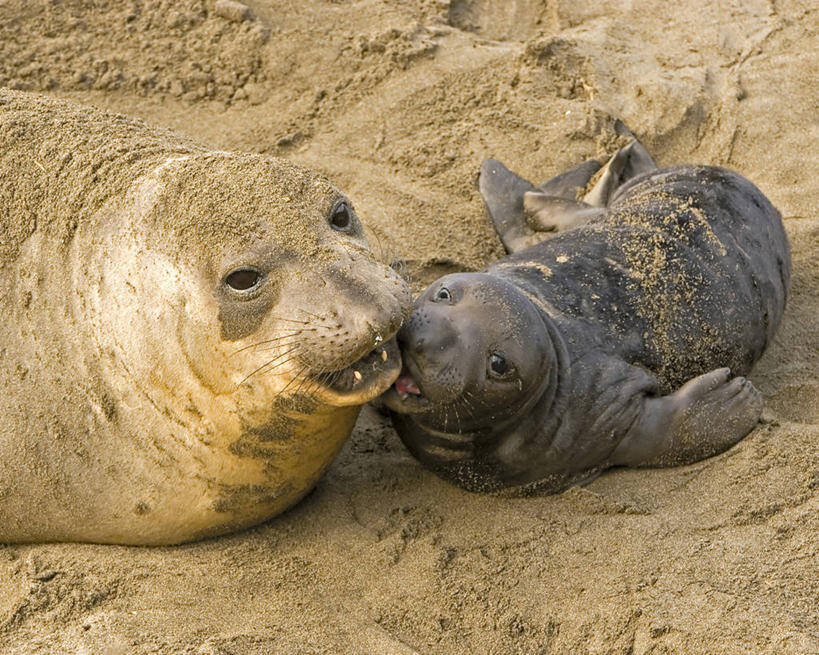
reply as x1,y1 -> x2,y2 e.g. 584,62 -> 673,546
308,337 -> 403,406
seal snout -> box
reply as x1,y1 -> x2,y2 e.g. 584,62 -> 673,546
393,300 -> 467,405
397,306 -> 459,360
288,257 -> 412,407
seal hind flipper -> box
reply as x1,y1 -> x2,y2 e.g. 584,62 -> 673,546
611,121 -> 658,180
479,159 -> 542,253
520,158 -> 607,233
611,368 -> 763,468
583,139 -> 658,207
522,192 -> 604,232
536,159 -> 601,199
617,139 -> 657,186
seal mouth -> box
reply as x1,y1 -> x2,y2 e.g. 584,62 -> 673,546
381,358 -> 433,414
395,369 -> 422,399
308,337 -> 403,406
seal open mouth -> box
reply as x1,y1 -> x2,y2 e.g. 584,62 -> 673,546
382,360 -> 432,413
395,369 -> 422,399
309,337 -> 403,406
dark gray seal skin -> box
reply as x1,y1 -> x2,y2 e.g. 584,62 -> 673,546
383,149 -> 790,493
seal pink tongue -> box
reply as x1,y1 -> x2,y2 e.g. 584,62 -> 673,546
395,372 -> 421,396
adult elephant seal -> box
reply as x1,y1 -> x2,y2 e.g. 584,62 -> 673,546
383,140 -> 790,493
0,90 -> 410,544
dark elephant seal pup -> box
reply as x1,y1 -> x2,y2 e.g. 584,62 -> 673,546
0,90 -> 410,544
383,144 -> 790,493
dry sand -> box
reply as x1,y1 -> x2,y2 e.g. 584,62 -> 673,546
1,0 -> 817,652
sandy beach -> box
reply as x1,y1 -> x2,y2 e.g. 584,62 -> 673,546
1,0 -> 817,652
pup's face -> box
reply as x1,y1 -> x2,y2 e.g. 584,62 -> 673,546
382,273 -> 552,440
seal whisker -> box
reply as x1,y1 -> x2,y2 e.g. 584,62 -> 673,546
428,390 -> 488,429
230,331 -> 309,356
316,369 -> 340,388
452,404 -> 463,434
301,372 -> 327,401
365,225 -> 384,262
458,398 -> 474,419
291,364 -> 318,398
238,345 -> 302,386
296,308 -> 326,321
366,224 -> 394,266
460,390 -> 488,412
267,316 -> 316,326
462,389 -> 490,410
253,351 -> 305,377
250,341 -> 303,356
316,369 -> 343,393
245,330 -> 325,355
247,354 -> 305,379
277,362 -> 312,398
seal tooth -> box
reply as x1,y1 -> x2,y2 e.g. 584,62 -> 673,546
381,350 -> 388,362
353,370 -> 363,381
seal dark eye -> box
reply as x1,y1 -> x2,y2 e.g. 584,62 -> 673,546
225,268 -> 261,292
434,287 -> 452,303
488,352 -> 509,378
330,201 -> 352,231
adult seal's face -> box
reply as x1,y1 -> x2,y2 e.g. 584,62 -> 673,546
65,153 -> 411,543
383,273 -> 557,488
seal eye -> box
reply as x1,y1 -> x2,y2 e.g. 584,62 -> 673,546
488,352 -> 510,378
330,201 -> 352,231
434,287 -> 452,303
225,268 -> 261,292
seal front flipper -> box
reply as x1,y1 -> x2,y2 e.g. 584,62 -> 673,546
610,368 -> 763,468
479,159 -> 542,253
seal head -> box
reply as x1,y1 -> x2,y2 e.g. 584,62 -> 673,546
60,152 -> 412,542
133,153 -> 410,408
383,273 -> 561,489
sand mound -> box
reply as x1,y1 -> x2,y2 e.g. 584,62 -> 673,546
1,0 -> 817,652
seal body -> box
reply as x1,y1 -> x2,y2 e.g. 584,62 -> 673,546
384,158 -> 790,493
0,90 -> 410,544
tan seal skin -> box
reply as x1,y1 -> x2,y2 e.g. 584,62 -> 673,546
0,90 -> 410,545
